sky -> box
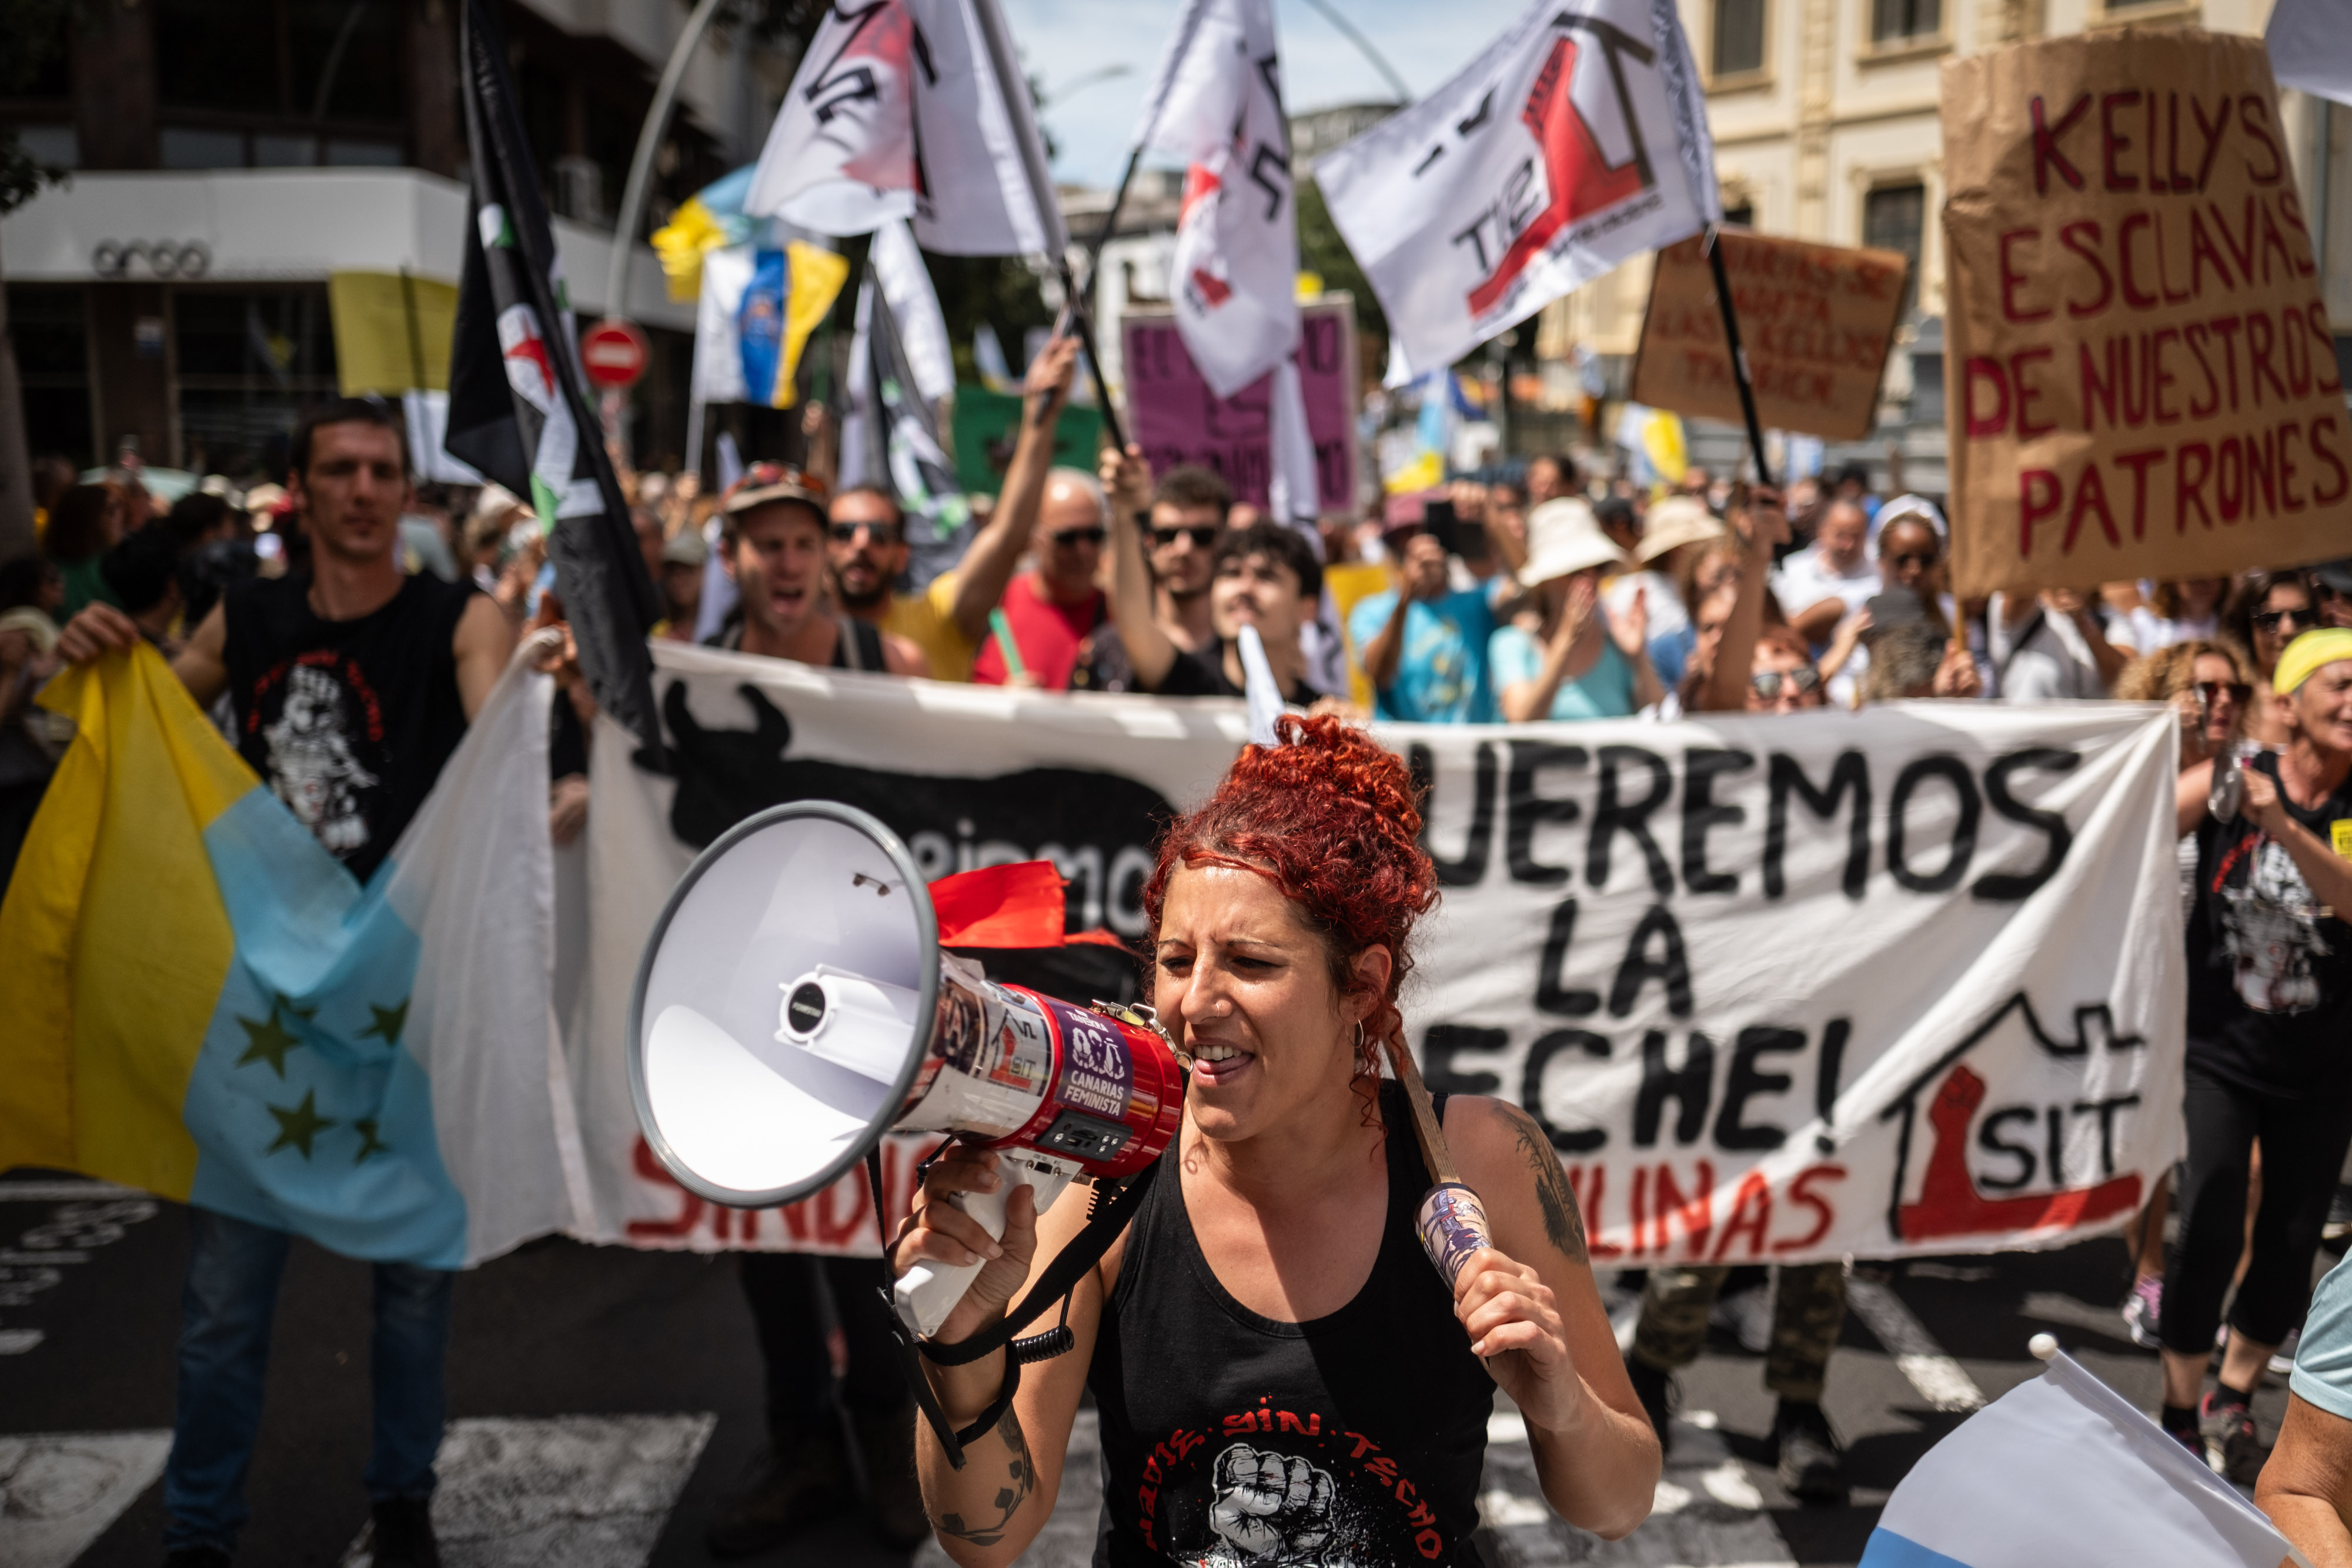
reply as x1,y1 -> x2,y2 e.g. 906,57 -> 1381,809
997,0 -> 1534,188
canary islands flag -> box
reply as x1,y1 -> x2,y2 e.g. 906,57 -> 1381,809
0,639 -> 585,1269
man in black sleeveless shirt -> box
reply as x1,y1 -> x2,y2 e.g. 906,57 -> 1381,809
58,399 -> 515,1568
704,466 -> 928,677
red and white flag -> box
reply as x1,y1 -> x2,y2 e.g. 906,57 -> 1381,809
1133,0 -> 1299,401
1317,0 -> 1720,378
745,0 -> 1064,258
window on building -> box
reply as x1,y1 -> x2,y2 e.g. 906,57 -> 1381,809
1722,203 -> 1756,229
1863,182 -> 1926,318
1871,0 -> 1941,43
154,0 -> 404,168
173,288 -> 340,478
8,286 -> 95,468
1713,0 -> 1766,77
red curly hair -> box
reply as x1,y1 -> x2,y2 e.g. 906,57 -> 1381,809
1142,714 -> 1440,1110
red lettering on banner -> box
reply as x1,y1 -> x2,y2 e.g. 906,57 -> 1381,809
2284,307 -> 2314,397
2240,95 -> 2284,185
2184,325 -> 2220,419
2317,313 -> 2347,394
2249,311 -> 2287,406
1566,1165 -> 1625,1260
2152,212 -> 2190,304
626,1136 -> 706,1239
2186,208 -> 2234,295
2189,94 -> 2231,190
2115,448 -> 2169,538
1772,1165 -> 1845,1254
1653,1160 -> 1715,1259
1966,357 -> 2011,436
2151,328 -> 2181,423
2100,92 -> 2140,190
2059,221 -> 2113,317
2176,442 -> 2214,530
2013,348 -> 2057,436
2213,199 -> 2257,285
2064,461 -> 2120,551
2315,415 -> 2351,504
2166,91 -> 2194,190
1711,1172 -> 1773,1262
2216,437 -> 2245,524
2248,429 -> 2277,519
2117,213 -> 2160,309
1896,1065 -> 2140,1242
2000,230 -> 2050,321
2019,470 -> 2064,554
2032,93 -> 2092,193
814,1176 -> 871,1248
2282,424 -> 2307,511
1628,1166 -> 1649,1257
2210,315 -> 2244,410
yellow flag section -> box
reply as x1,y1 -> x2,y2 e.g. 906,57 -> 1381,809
0,643 -> 250,1198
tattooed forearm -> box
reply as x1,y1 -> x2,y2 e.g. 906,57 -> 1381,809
932,1404 -> 1035,1546
1502,1105 -> 1589,1262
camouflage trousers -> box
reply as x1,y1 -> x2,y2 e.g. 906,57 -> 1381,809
1629,1262 -> 1849,1403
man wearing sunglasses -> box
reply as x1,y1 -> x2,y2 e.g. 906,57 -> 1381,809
1146,466 -> 1233,656
830,337 -> 1080,682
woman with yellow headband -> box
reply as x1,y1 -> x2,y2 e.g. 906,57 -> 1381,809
2157,627 -> 2352,1479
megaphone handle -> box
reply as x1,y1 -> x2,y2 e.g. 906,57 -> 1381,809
895,1162 -> 1074,1339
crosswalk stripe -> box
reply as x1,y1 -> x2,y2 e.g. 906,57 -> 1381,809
1846,1278 -> 1986,1413
0,1429 -> 173,1568
340,1413 -> 715,1568
1481,1410 -> 1796,1567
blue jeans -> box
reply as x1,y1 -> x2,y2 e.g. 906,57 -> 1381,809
162,1208 -> 454,1552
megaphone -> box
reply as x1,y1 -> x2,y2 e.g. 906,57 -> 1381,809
628,800 -> 1184,1340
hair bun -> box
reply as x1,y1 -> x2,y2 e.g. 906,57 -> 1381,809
1253,714 -> 1424,840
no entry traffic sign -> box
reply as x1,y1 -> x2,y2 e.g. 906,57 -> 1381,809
581,317 -> 650,390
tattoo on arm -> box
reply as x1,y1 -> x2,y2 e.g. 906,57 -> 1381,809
1502,1105 -> 1589,1263
932,1404 -> 1035,1547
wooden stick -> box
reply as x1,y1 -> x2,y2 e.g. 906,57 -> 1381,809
1381,1032 -> 1461,1187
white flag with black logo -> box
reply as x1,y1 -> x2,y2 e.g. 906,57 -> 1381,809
745,0 -> 1064,258
1134,0 -> 1299,400
1315,0 -> 1719,377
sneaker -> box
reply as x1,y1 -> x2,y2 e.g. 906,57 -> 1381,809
1772,1400 -> 1850,1506
1711,1284 -> 1773,1355
2269,1328 -> 2303,1378
1624,1354 -> 1674,1457
852,1407 -> 931,1550
162,1550 -> 232,1568
366,1497 -> 440,1568
2121,1276 -> 2163,1350
2199,1392 -> 2269,1486
706,1432 -> 853,1559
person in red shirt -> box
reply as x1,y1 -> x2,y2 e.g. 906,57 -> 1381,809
971,468 -> 1125,690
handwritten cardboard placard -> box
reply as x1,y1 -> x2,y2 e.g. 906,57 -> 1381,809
1121,296 -> 1358,513
1631,230 -> 1909,442
1941,28 -> 2350,597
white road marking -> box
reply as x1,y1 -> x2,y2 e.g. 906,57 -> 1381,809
1846,1278 -> 1986,1413
1480,1410 -> 1796,1568
0,1430 -> 173,1568
341,1413 -> 714,1568
913,1409 -> 1101,1568
0,1181 -> 140,1203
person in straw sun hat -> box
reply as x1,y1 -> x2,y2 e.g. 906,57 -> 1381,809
1489,497 -> 1662,722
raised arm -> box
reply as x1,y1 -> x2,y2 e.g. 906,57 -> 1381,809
950,336 -> 1078,643
1498,579 -> 1602,723
1360,589 -> 1411,695
897,1146 -> 1112,1568
1445,1095 -> 1661,1539
1100,443 -> 1179,691
1696,490 -> 1786,714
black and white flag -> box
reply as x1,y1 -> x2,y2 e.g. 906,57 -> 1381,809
446,0 -> 661,750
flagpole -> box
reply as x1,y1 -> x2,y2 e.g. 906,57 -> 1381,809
966,0 -> 1128,451
1703,223 -> 1775,489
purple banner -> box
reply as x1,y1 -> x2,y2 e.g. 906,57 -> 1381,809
1120,299 -> 1358,513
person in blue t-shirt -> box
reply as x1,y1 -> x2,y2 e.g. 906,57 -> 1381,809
1350,529 -> 1497,723
1489,498 -> 1661,721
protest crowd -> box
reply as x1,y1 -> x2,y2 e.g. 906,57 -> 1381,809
4,2 -> 2352,1567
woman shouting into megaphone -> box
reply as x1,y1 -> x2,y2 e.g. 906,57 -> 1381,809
894,715 -> 1661,1566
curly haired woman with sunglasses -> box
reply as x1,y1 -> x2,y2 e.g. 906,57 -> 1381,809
2225,571 -> 2322,745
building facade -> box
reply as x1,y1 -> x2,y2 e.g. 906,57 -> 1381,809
1548,0 -> 2352,486
2,0 -> 798,479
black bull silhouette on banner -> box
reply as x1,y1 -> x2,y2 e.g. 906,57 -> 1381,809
634,680 -> 1179,958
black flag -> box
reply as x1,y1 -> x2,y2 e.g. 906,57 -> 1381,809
446,0 -> 661,750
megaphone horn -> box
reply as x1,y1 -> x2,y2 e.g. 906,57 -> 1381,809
629,801 -> 1184,1340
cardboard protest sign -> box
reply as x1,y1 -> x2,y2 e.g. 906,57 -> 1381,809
1121,295 -> 1358,512
1631,230 -> 1909,441
1942,29 -> 2350,598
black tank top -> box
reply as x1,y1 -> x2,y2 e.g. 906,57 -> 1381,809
1089,1081 -> 1493,1566
220,571 -> 476,883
